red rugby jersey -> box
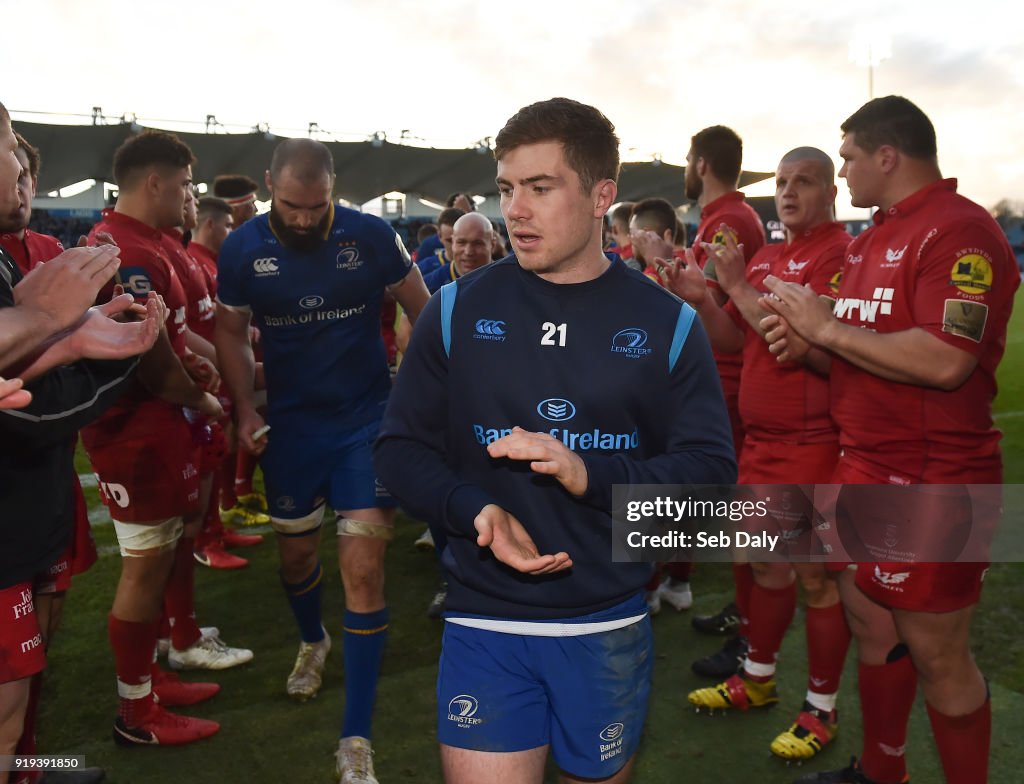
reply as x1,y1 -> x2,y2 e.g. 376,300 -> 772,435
187,241 -> 219,300
691,192 -> 767,402
830,179 -> 1018,482
729,221 -> 850,442
162,231 -> 215,343
80,211 -> 190,447
0,229 -> 64,274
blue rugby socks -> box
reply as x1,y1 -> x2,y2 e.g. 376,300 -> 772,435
341,607 -> 389,739
282,561 -> 326,643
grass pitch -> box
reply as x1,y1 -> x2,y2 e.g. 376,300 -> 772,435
41,289 -> 1024,782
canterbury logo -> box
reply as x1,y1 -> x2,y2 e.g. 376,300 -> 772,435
786,259 -> 809,272
253,258 -> 279,274
885,245 -> 907,263
879,742 -> 906,757
475,319 -> 506,336
833,287 -> 894,323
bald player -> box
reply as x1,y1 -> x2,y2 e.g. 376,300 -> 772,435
215,137 -> 429,782
664,147 -> 852,764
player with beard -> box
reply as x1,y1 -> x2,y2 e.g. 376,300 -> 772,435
214,138 -> 429,783
0,102 -> 163,783
683,125 -> 767,683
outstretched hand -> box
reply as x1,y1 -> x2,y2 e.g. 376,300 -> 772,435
474,504 -> 573,575
66,290 -> 163,361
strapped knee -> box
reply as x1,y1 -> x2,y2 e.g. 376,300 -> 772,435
336,517 -> 394,542
271,505 -> 325,536
113,516 -> 183,557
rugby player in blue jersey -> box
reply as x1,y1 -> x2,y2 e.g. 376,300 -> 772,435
214,138 -> 429,783
376,98 -> 736,784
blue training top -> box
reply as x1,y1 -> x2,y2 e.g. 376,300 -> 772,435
375,256 -> 737,619
217,206 -> 412,433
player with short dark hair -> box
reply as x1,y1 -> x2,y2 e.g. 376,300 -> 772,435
215,136 -> 430,783
81,129 -> 230,748
375,96 -> 735,784
683,123 -> 767,681
763,96 -> 1017,784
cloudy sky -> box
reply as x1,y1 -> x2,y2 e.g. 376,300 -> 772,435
5,0 -> 1021,217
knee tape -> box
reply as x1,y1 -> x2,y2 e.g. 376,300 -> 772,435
336,517 -> 394,542
271,504 -> 325,536
113,516 -> 183,556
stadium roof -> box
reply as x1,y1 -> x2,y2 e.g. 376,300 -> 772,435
16,120 -> 773,205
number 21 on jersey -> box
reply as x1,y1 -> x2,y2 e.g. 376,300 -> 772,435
541,321 -> 567,347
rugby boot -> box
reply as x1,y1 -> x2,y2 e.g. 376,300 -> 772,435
656,577 -> 693,610
151,669 -> 220,706
220,503 -> 270,528
771,701 -> 839,761
688,673 -> 779,714
335,736 -> 378,783
691,634 -> 748,678
287,629 -> 331,701
113,703 -> 219,747
691,600 -> 741,634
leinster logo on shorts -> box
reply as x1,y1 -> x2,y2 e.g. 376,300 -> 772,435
537,398 -> 576,422
610,328 -> 653,359
447,694 -> 482,727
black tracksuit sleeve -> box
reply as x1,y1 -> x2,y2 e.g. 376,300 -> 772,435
374,294 -> 498,534
0,357 -> 139,444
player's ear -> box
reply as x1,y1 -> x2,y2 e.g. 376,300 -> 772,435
144,170 -> 162,199
264,170 -> 273,194
593,179 -> 617,217
876,145 -> 898,175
